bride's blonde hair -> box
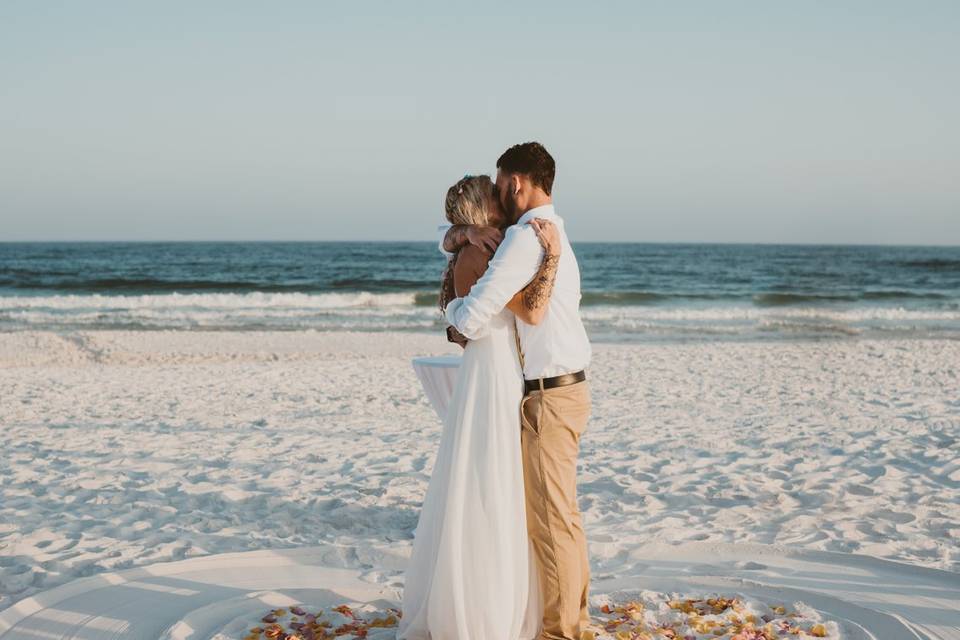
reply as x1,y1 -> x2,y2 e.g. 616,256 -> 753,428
439,175 -> 494,313
444,175 -> 493,226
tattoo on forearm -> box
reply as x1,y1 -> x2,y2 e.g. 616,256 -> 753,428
522,254 -> 560,311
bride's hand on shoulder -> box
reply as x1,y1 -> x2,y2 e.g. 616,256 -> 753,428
465,225 -> 503,255
528,218 -> 561,257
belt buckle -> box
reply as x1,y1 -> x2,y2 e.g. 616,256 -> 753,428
522,377 -> 544,395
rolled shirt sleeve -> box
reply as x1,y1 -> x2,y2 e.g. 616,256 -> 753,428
437,224 -> 453,258
444,224 -> 542,339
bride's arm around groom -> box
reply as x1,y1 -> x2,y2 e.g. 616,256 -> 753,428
445,220 -> 544,339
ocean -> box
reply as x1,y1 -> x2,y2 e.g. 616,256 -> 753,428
1,241 -> 958,342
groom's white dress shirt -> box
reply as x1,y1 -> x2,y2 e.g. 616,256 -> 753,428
442,204 -> 592,380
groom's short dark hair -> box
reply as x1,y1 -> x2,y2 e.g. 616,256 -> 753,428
497,142 -> 555,196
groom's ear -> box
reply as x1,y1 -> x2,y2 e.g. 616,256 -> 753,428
510,174 -> 522,196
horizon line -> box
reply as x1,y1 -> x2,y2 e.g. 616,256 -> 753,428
1,239 -> 959,249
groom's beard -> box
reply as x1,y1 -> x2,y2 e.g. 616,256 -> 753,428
505,193 -> 522,224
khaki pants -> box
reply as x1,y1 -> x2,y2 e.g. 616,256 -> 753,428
520,379 -> 591,640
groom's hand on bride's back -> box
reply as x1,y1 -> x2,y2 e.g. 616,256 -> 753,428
446,325 -> 469,349
442,224 -> 503,256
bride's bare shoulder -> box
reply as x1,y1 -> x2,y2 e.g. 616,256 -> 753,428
453,244 -> 490,296
457,243 -> 490,267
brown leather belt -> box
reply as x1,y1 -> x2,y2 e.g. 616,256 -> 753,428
524,370 -> 586,394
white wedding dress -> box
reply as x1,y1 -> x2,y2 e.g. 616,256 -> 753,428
398,306 -> 542,640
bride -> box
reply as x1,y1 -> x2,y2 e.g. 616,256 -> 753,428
397,174 -> 561,640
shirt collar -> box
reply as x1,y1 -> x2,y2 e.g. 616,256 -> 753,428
515,203 -> 557,226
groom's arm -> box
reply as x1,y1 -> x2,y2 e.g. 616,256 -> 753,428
445,225 -> 542,339
437,224 -> 454,258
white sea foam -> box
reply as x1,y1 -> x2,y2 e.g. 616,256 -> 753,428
1,293 -> 958,337
0,291 -> 420,310
580,305 -> 960,323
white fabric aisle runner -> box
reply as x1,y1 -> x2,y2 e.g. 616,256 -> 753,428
1,542 -> 957,639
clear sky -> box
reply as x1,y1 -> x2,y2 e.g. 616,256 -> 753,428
1,1 -> 958,244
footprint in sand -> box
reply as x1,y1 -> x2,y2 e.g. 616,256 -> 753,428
844,483 -> 875,496
868,509 -> 916,524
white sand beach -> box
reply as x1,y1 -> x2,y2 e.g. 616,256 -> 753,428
1,331 -> 958,638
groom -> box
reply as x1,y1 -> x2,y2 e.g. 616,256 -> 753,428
442,142 -> 593,640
